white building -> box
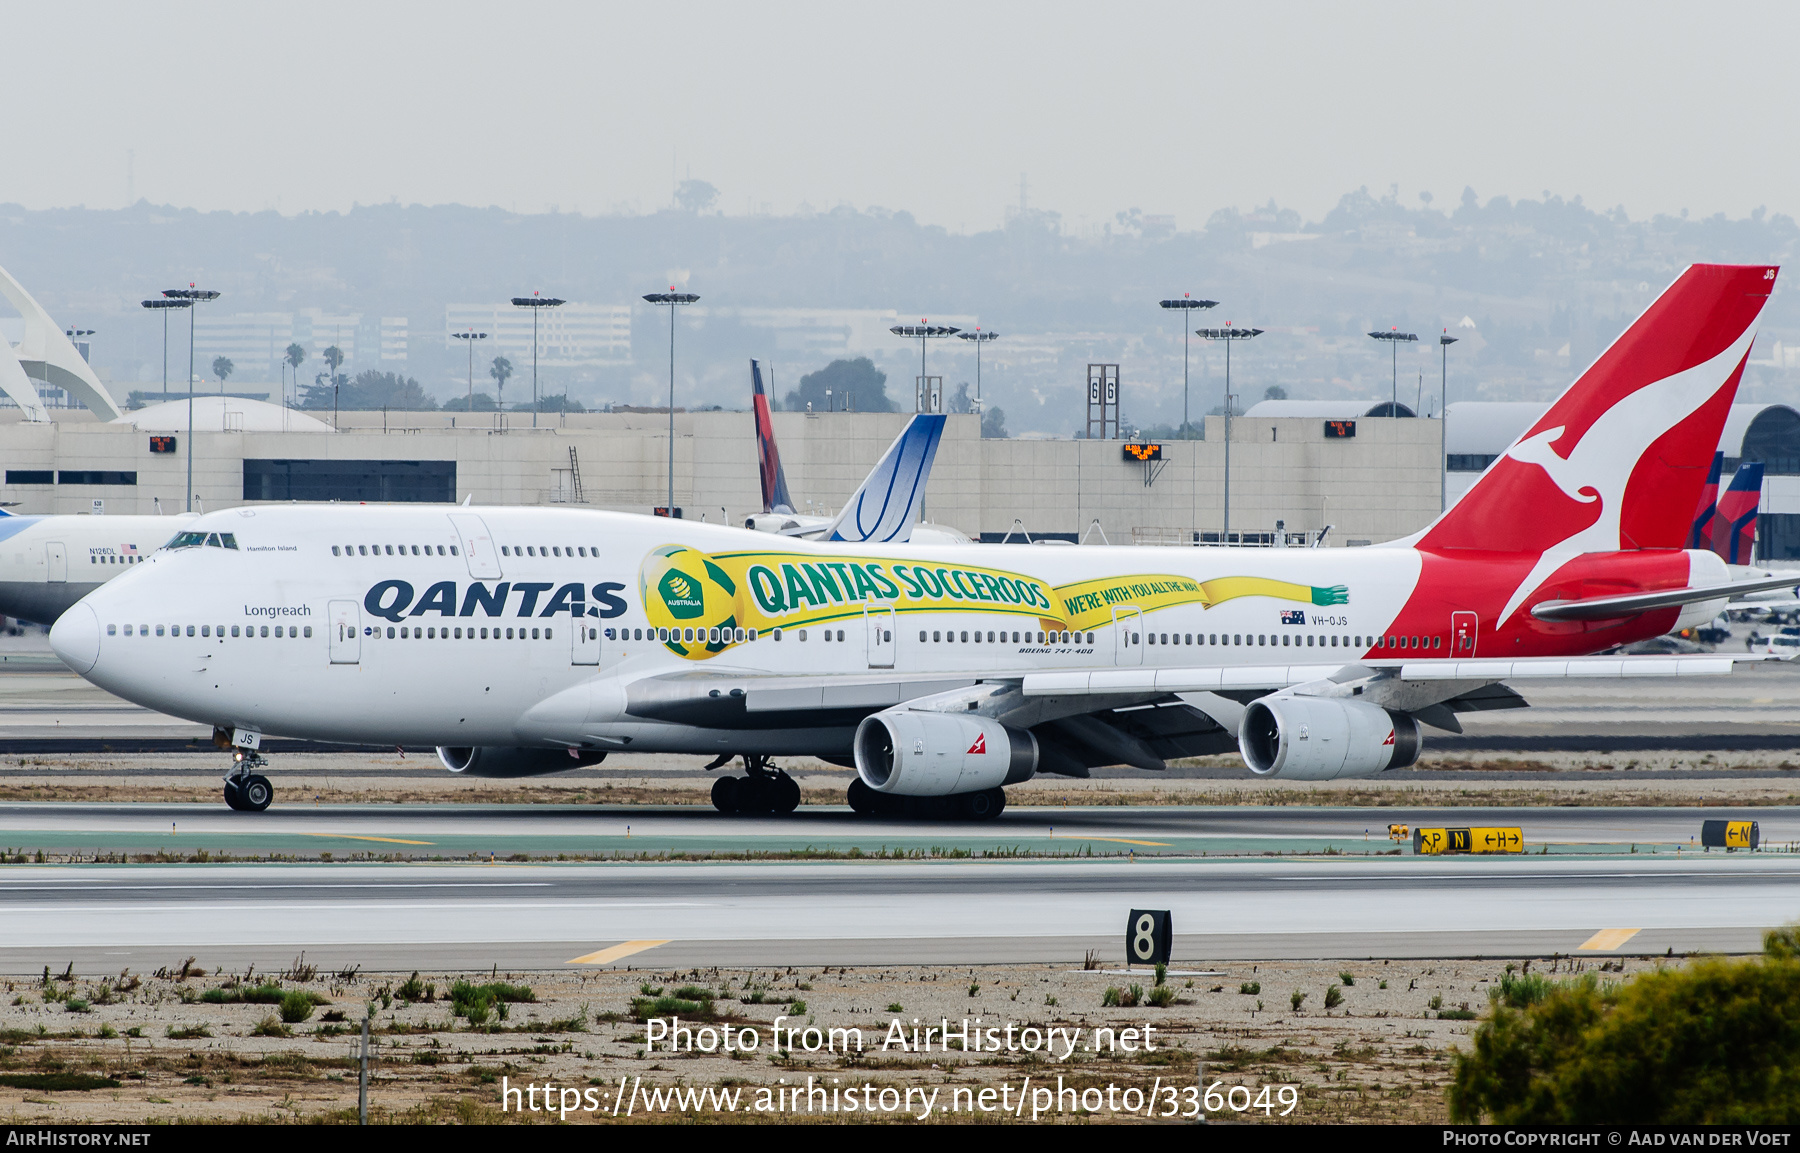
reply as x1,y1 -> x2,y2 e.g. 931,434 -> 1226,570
443,302 -> 630,366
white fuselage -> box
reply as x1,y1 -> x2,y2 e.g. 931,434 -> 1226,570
49,504 -> 1676,756
0,513 -> 195,623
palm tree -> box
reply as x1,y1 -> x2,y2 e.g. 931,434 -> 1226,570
284,343 -> 306,409
489,356 -> 514,410
323,346 -> 345,428
211,356 -> 233,393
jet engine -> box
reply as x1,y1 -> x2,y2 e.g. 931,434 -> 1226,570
1237,696 -> 1420,780
437,747 -> 607,778
853,708 -> 1037,796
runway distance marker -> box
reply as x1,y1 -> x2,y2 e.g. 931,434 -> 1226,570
1578,928 -> 1642,951
567,940 -> 670,966
298,833 -> 433,846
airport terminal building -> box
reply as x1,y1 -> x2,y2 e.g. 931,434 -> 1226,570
0,397 -> 1795,557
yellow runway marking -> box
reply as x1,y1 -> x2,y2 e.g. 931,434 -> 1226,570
298,833 -> 434,846
1578,928 -> 1642,951
1052,836 -> 1172,847
568,940 -> 670,966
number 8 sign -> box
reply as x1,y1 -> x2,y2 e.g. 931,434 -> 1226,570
1126,909 -> 1172,966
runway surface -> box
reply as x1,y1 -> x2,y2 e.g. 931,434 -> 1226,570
1,802 -> 1788,859
1,853 -> 1796,974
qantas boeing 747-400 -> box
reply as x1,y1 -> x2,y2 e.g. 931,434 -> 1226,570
47,264 -> 1800,816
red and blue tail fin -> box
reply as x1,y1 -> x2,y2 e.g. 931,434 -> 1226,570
1686,451 -> 1725,549
751,359 -> 795,515
1421,264 -> 1776,559
1712,461 -> 1764,564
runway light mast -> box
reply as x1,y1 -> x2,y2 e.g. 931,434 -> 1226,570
643,289 -> 700,515
162,286 -> 220,512
1195,324 -> 1263,541
1159,295 -> 1217,437
955,328 -> 999,416
890,322 -> 959,413
1439,331 -> 1458,511
452,330 -> 489,417
1367,328 -> 1419,414
140,299 -> 191,405
510,293 -> 565,428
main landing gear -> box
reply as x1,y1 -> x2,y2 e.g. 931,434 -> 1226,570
223,749 -> 273,812
709,754 -> 801,815
846,779 -> 1007,822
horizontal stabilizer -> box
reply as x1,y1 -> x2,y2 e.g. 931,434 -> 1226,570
1529,571 -> 1800,621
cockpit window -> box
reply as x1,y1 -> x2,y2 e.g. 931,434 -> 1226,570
218,533 -> 239,550
167,531 -> 206,549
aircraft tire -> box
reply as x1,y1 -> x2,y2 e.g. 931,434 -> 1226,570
959,788 -> 1006,822
736,775 -> 771,814
223,780 -> 246,811
774,774 -> 801,814
711,776 -> 740,813
239,774 -> 273,812
846,778 -> 876,815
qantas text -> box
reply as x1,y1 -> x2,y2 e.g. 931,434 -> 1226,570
364,580 -> 628,622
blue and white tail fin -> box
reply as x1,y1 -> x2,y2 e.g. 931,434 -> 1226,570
821,414 -> 946,543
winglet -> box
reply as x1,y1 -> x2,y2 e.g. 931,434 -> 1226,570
822,414 -> 947,543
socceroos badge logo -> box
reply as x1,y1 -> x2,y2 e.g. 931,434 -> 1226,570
640,544 -> 744,660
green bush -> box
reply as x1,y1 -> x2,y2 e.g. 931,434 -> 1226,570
1339,972 -> 1355,986
1147,985 -> 1177,1008
1291,990 -> 1307,1012
1324,985 -> 1343,1009
1239,982 -> 1261,996
1450,929 -> 1800,1123
1102,987 -> 1122,1007
1497,971 -> 1557,1009
279,990 -> 315,1024
449,980 -> 534,1023
631,996 -> 709,1021
397,972 -> 425,1001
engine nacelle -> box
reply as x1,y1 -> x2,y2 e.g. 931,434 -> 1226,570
854,709 -> 1037,796
437,746 -> 607,778
1238,696 -> 1421,781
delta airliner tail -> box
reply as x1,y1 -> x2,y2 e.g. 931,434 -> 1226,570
751,359 -> 796,515
1687,451 -> 1726,550
1713,461 -> 1765,565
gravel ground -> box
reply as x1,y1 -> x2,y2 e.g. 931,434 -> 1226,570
0,951 -> 1661,1125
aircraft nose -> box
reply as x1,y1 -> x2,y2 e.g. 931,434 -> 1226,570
50,602 -> 100,674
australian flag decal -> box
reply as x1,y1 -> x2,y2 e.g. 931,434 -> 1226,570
1280,610 -> 1306,625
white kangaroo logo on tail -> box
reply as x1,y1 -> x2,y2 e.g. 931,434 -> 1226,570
1494,326 -> 1758,625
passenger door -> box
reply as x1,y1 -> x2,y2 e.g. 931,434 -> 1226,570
448,513 -> 503,579
865,605 -> 896,668
1451,611 -> 1478,657
329,599 -> 361,664
1112,605 -> 1143,665
571,618 -> 600,665
45,542 -> 66,584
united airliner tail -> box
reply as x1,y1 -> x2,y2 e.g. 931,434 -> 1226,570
1421,263 -> 1777,557
821,414 -> 947,543
1686,451 -> 1725,549
1712,461 -> 1764,565
751,359 -> 795,515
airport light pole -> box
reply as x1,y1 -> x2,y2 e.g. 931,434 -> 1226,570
1439,331 -> 1458,511
643,289 -> 700,515
1195,324 -> 1263,541
510,293 -> 564,428
1367,328 -> 1418,414
956,328 -> 998,415
141,299 -> 190,404
890,322 -> 960,412
163,286 -> 219,512
452,330 -> 488,416
1159,295 -> 1217,437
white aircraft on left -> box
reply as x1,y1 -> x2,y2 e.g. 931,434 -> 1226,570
0,509 -> 196,625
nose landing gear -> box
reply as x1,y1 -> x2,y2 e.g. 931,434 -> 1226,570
224,749 -> 273,812
708,754 -> 801,815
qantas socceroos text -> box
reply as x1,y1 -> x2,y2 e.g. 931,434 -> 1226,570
503,1015 -> 1302,1121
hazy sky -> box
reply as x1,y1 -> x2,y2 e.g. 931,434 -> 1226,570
6,1 -> 1798,231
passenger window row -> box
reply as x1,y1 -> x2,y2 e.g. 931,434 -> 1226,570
501,545 -> 599,558
106,623 -> 313,638
90,554 -> 142,566
374,625 -> 552,640
1136,631 -> 1445,650
605,626 -> 758,644
921,629 -> 1095,645
334,544 -> 458,557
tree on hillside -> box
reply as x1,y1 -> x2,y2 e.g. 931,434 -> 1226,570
443,392 -> 498,412
948,382 -> 972,414
321,346 -> 346,425
489,356 -> 513,410
783,357 -> 894,412
675,180 -> 718,213
211,357 -> 233,391
1264,384 -> 1288,400
298,370 -> 436,412
981,405 -> 1008,439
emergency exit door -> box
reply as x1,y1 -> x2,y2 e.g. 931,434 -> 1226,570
329,600 -> 361,664
1113,605 -> 1143,665
45,542 -> 66,584
571,617 -> 601,665
865,605 -> 896,668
